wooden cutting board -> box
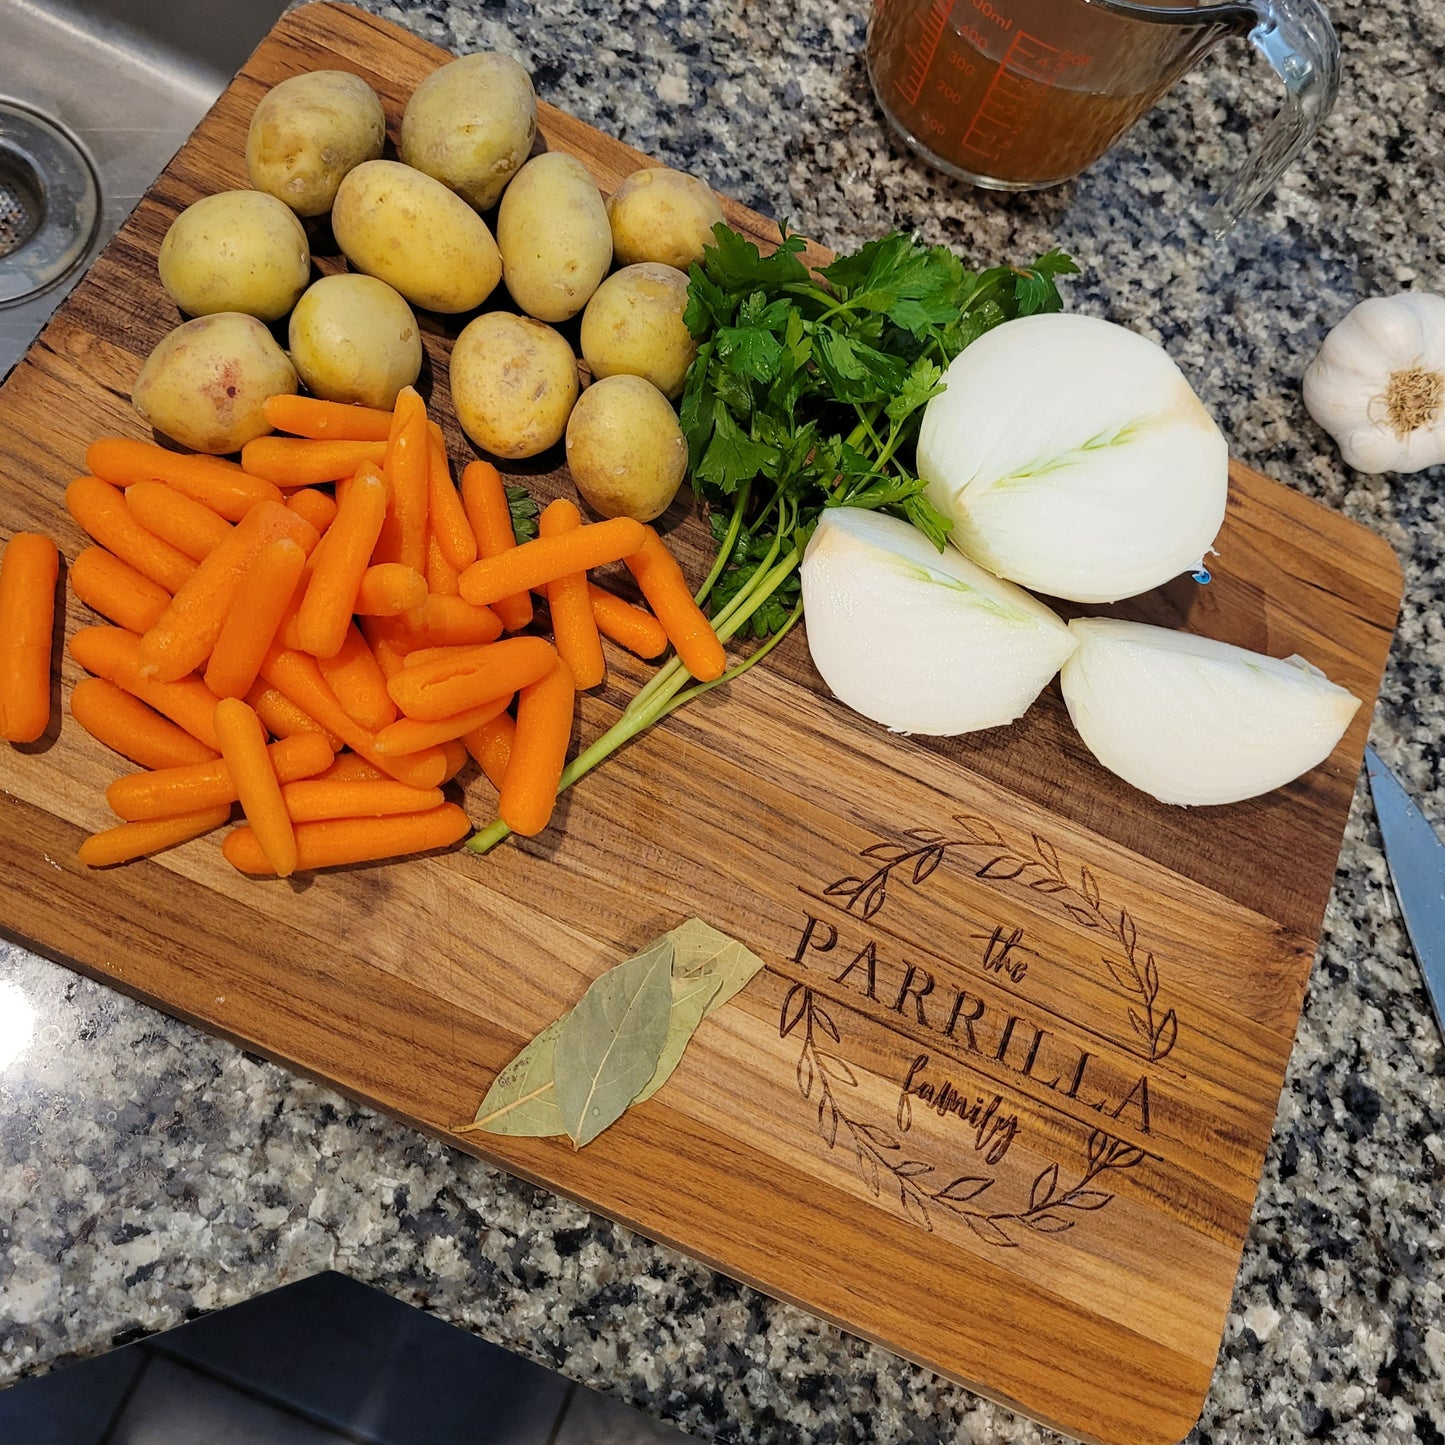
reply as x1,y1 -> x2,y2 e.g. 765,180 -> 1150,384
0,6 -> 1403,1443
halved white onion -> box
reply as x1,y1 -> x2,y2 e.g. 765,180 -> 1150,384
1060,618 -> 1361,805
799,507 -> 1077,736
916,314 -> 1229,604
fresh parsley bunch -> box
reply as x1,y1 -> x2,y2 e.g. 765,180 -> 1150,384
679,225 -> 1078,640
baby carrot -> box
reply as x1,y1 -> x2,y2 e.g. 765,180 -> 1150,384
215,697 -> 296,876
222,803 -> 471,873
244,681 -> 342,749
425,533 -> 462,596
398,645 -> 474,669
439,738 -> 469,782
378,387 -> 429,572
358,615 -> 417,679
281,778 -> 444,822
69,626 -> 223,750
106,731 -> 334,821
403,593 -> 503,648
296,467 -> 388,659
623,526 -> 726,682
70,677 -> 218,770
124,481 -> 232,561
499,654 -> 575,836
373,693 -> 511,755
319,751 -> 387,782
140,501 -> 319,682
317,622 -> 396,730
86,438 -> 281,522
262,394 -> 394,442
463,711 -> 514,790
204,536 -> 308,699
0,532 -> 59,743
426,423 -> 477,571
458,516 -> 645,608
459,460 -> 532,630
259,644 -> 448,789
240,436 -> 388,487
286,487 -> 338,535
387,636 -> 556,722
78,805 -> 232,868
354,563 -> 427,616
70,547 -> 171,634
66,476 -> 196,593
587,582 -> 668,658
539,497 -> 605,689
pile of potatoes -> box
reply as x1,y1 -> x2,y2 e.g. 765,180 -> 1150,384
133,53 -> 728,523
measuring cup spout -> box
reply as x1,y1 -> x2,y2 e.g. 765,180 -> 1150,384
1209,0 -> 1340,233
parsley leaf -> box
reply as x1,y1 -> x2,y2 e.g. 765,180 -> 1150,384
696,406 -> 778,495
507,484 -> 539,542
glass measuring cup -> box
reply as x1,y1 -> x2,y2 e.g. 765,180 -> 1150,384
866,0 -> 1339,227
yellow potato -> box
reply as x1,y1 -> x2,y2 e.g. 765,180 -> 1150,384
157,190 -> 311,323
565,374 -> 687,522
288,274 -> 422,410
132,313 -> 297,455
331,160 -> 502,314
400,52 -> 537,212
606,167 -> 725,272
496,152 -> 612,322
580,262 -> 697,400
246,70 -> 386,218
450,311 -> 579,459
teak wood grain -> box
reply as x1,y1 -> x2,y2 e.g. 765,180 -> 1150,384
0,7 -> 1403,1444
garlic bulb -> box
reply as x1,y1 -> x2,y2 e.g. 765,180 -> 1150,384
1059,618 -> 1361,806
915,314 -> 1229,606
1302,293 -> 1445,473
799,507 -> 1077,736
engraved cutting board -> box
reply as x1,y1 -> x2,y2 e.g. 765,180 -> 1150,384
0,6 -> 1403,1444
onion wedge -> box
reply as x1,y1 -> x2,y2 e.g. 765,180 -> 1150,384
1060,617 -> 1361,805
800,508 -> 1076,736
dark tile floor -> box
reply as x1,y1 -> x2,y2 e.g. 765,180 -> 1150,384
0,1272 -> 689,1444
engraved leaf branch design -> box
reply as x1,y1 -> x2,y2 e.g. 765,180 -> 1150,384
823,817 -> 1178,1063
780,984 -> 1146,1244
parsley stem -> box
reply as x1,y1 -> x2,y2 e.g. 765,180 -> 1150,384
624,496 -> 790,724
694,481 -> 750,607
658,599 -> 803,717
853,405 -> 887,455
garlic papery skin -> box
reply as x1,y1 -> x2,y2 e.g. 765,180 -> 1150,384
1302,293 -> 1445,473
1060,618 -> 1361,807
915,313 -> 1229,606
799,507 -> 1077,736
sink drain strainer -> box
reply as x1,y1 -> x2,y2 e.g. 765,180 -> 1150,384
0,103 -> 100,306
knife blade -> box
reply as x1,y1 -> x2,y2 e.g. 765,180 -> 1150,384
1365,744 -> 1445,1035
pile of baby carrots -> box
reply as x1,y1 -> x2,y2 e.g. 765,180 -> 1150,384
48,387 -> 724,875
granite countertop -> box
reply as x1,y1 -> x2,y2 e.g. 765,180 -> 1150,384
3,0 -> 1444,1441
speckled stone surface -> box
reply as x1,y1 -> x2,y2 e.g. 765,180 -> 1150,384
3,1 -> 1444,1442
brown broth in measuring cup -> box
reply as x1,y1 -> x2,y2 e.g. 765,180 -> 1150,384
867,0 -> 1229,189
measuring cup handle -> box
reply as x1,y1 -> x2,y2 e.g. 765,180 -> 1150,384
1210,0 -> 1340,232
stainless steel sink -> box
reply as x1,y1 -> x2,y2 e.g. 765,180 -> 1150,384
0,0 -> 292,378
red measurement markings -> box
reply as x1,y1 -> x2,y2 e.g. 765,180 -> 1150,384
896,0 -> 954,107
959,30 -> 1071,161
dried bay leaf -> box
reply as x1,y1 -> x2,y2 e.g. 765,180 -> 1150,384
669,917 -> 767,1016
633,968 -> 723,1105
555,937 -> 675,1147
467,1019 -> 566,1137
463,919 -> 767,1148
633,919 -> 765,1104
